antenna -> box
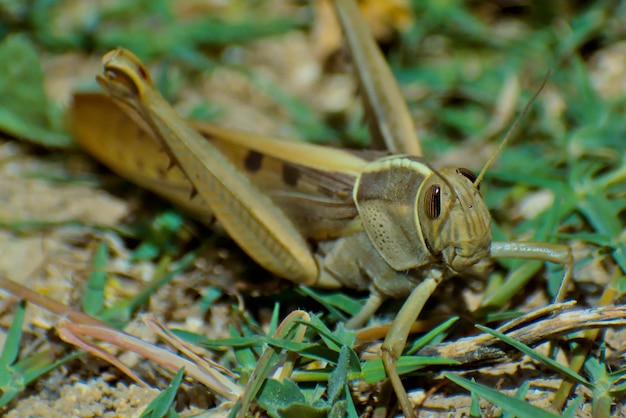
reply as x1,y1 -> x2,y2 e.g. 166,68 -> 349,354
474,71 -> 551,187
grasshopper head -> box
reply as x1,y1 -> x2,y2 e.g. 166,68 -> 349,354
418,167 -> 493,278
355,156 -> 494,276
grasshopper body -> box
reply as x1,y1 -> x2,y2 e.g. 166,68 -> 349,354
73,89 -> 494,315
70,0 -> 574,415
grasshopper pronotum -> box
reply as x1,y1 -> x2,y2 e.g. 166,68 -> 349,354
70,0 -> 574,415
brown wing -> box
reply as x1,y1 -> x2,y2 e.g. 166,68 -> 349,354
69,93 -> 385,239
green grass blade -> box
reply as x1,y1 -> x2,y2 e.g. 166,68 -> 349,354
470,389 -> 481,418
362,356 -> 457,384
82,242 -> 108,316
502,380 -> 530,418
0,300 -> 25,367
406,316 -> 459,354
100,252 -> 197,324
445,373 -> 561,418
139,368 -> 184,418
475,324 -> 590,386
269,302 -> 280,336
562,395 -> 583,418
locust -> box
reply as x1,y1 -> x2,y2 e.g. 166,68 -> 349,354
69,0 -> 574,416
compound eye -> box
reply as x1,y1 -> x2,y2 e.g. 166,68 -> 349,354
456,167 -> 479,190
424,184 -> 441,219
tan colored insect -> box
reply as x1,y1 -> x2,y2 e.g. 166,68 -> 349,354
69,0 -> 574,415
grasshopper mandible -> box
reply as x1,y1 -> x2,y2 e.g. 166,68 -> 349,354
70,0 -> 574,415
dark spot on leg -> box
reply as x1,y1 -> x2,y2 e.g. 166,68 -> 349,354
244,151 -> 263,172
282,164 -> 300,187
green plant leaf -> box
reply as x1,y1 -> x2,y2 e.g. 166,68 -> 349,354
139,368 -> 184,418
362,356 -> 458,383
327,346 -> 350,404
0,34 -> 72,147
257,379 -> 307,418
0,300 -> 25,368
82,242 -> 108,317
280,402 -> 329,418
475,324 -> 590,386
445,373 -> 561,418
406,316 -> 459,354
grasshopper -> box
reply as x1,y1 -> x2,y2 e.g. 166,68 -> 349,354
70,0 -> 574,415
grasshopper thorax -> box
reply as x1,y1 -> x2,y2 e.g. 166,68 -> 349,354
354,156 -> 492,278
